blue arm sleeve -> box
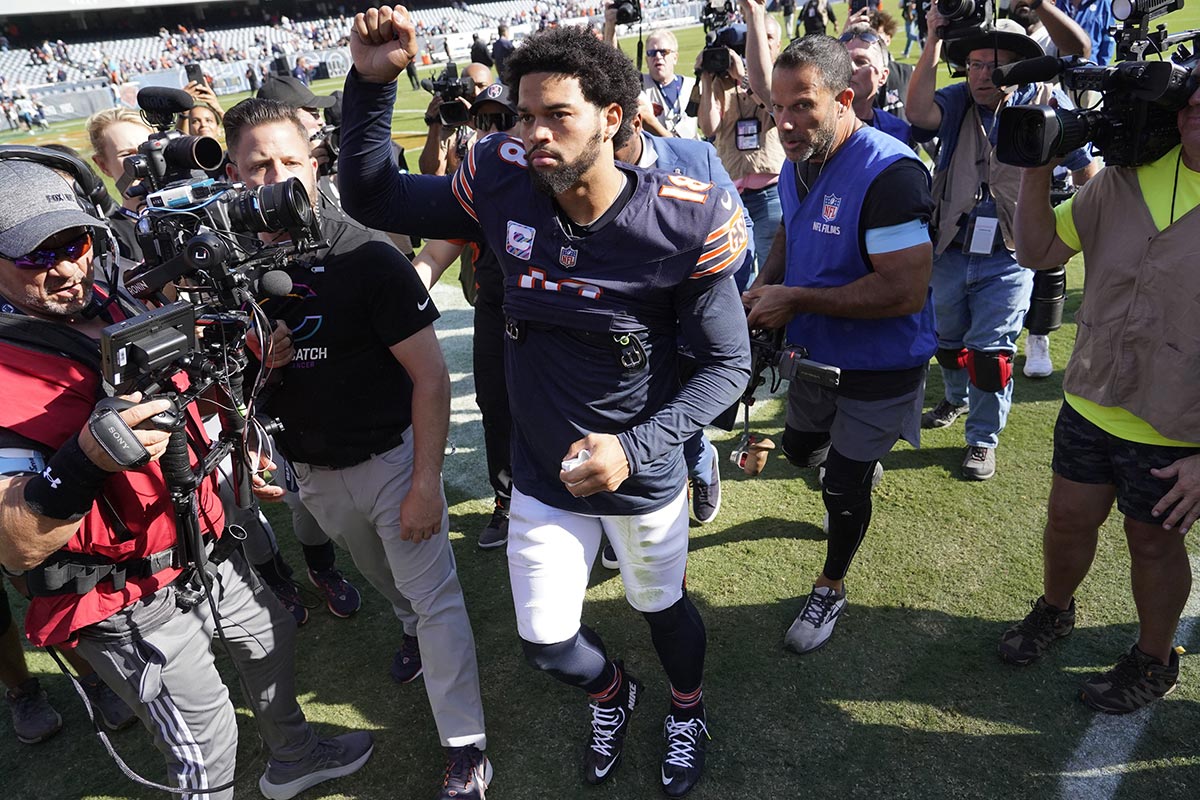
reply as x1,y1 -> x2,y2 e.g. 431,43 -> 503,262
337,69 -> 477,240
616,275 -> 751,474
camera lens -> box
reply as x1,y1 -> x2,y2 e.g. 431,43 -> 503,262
227,177 -> 314,235
163,135 -> 224,173
936,0 -> 976,20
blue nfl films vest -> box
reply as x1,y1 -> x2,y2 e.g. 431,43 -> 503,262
782,125 -> 936,371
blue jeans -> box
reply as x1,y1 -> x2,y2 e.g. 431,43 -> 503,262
683,432 -> 716,485
738,184 -> 782,292
930,246 -> 1033,449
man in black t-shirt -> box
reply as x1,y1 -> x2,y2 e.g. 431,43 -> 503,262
224,98 -> 493,800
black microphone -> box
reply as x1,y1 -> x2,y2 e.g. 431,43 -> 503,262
991,56 -> 1065,87
136,86 -> 195,113
259,270 -> 293,298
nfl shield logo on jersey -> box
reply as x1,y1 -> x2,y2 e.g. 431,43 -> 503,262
559,246 -> 578,269
822,194 -> 842,222
506,221 -> 536,260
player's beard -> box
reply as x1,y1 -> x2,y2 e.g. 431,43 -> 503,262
530,128 -> 604,197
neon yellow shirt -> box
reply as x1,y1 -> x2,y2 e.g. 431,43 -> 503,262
1053,144 -> 1200,447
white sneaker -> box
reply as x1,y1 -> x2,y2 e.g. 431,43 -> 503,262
784,584 -> 847,654
1024,334 -> 1053,378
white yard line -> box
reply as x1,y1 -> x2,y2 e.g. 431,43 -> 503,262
430,281 -> 489,500
1058,553 -> 1200,800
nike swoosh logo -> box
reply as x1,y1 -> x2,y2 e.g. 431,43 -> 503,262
593,758 -> 618,779
662,768 -> 674,786
417,297 -> 430,311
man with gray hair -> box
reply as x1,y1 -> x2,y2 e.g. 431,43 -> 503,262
604,19 -> 697,139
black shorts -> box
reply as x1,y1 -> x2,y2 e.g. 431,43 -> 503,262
1052,401 -> 1200,525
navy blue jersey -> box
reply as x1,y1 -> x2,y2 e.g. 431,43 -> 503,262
337,73 -> 752,515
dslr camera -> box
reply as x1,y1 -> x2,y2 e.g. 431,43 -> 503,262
421,62 -> 477,126
610,0 -> 642,25
996,0 -> 1199,168
699,23 -> 747,75
936,0 -> 993,40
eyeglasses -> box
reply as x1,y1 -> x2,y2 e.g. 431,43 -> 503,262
646,48 -> 675,58
474,111 -> 517,132
966,60 -> 1011,73
839,30 -> 881,44
4,231 -> 93,271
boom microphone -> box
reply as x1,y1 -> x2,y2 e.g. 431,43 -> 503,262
991,56 -> 1066,87
259,270 -> 294,298
136,86 -> 196,113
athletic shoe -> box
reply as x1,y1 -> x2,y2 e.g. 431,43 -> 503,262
80,673 -> 137,732
600,542 -> 619,570
921,399 -> 969,429
584,664 -> 641,785
1023,334 -> 1053,378
390,634 -> 423,684
998,596 -> 1076,666
5,678 -> 62,744
438,744 -> 492,800
479,504 -> 509,550
961,446 -> 996,481
661,708 -> 708,798
1081,645 -> 1180,714
259,731 -> 375,800
269,580 -> 310,627
307,567 -> 362,619
690,448 -> 721,525
784,584 -> 847,654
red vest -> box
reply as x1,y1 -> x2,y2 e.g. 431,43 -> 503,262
0,340 -> 225,646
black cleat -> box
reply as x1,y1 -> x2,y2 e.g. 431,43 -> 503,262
583,663 -> 640,785
661,707 -> 708,797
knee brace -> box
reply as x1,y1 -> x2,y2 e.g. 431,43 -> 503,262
966,349 -> 1014,393
1025,266 -> 1066,334
782,426 -> 832,469
520,625 -> 609,688
935,347 -> 969,371
820,447 -> 877,582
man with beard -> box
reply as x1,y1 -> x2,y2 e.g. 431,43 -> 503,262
741,35 -> 936,655
339,11 -> 750,796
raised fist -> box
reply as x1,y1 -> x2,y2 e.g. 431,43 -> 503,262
350,6 -> 420,84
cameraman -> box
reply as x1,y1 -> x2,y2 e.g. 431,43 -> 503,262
418,62 -> 493,176
0,156 -> 372,799
225,98 -> 491,797
703,0 -> 786,290
602,16 -> 697,139
742,36 -> 936,656
999,65 -> 1200,713
906,13 -> 1096,480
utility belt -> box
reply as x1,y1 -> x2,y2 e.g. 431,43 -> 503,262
505,316 -> 648,372
23,532 -> 239,597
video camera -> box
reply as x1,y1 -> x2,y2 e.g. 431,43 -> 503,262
421,62 -> 476,126
995,0 -> 1199,167
936,0 -> 993,41
610,0 -> 642,25
700,23 -> 747,75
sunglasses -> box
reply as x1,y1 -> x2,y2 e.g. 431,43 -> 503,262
839,30 -> 882,44
647,48 -> 675,57
474,112 -> 518,132
4,231 -> 93,271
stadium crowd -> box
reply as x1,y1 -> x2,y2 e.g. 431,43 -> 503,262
1,1 -> 1198,799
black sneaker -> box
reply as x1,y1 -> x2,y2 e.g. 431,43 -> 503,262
921,399 -> 969,429
1081,645 -> 1180,714
584,663 -> 641,785
998,596 -> 1076,666
438,744 -> 492,800
259,731 -> 375,800
390,634 -> 423,684
5,678 -> 62,744
690,448 -> 721,525
80,673 -> 136,732
661,708 -> 708,797
600,542 -> 619,570
479,503 -> 509,550
269,580 -> 311,627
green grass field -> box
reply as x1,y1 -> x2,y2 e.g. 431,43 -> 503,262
2,8 -> 1200,800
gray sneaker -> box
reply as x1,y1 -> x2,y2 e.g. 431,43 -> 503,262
961,446 -> 996,481
921,399 -> 969,429
80,673 -> 137,732
784,585 -> 847,654
259,731 -> 375,800
6,678 -> 63,744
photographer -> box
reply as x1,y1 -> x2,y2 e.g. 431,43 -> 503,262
418,62 -> 493,176
703,0 -> 786,290
225,98 -> 491,798
842,23 -> 913,145
742,36 -> 935,656
906,13 -> 1096,480
602,16 -> 697,139
0,154 -> 372,799
998,63 -> 1200,713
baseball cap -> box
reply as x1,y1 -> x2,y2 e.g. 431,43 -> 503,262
945,19 -> 1044,66
0,160 -> 100,260
470,83 -> 518,116
257,74 -> 337,109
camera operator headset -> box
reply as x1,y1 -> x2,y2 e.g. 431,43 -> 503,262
0,145 -> 361,797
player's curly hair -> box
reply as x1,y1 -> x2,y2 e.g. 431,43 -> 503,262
504,26 -> 641,147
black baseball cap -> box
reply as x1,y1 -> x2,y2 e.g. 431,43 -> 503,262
257,74 -> 336,109
469,83 -> 518,116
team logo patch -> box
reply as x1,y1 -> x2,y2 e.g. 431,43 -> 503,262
506,221 -> 536,261
822,193 -> 842,222
485,83 -> 504,99
559,246 -> 578,269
